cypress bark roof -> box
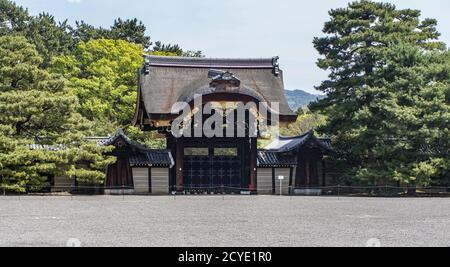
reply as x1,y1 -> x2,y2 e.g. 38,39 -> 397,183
135,55 -> 296,123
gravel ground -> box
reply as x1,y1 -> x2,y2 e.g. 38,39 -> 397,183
0,195 -> 449,247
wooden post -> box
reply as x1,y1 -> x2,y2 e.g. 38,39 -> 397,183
297,152 -> 306,187
175,138 -> 184,193
305,160 -> 310,188
408,185 -> 417,197
249,137 -> 257,192
289,167 -> 294,195
167,135 -> 178,193
322,159 -> 326,187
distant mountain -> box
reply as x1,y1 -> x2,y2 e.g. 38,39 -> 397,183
285,90 -> 325,111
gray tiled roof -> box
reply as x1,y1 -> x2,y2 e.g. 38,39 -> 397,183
129,150 -> 174,168
29,130 -> 174,168
103,130 -> 174,168
257,151 -> 297,168
264,130 -> 334,154
98,129 -> 149,151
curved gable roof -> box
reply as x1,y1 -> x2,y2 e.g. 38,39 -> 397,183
101,129 -> 174,167
136,55 -> 296,120
257,150 -> 297,167
100,129 -> 149,151
264,130 -> 334,154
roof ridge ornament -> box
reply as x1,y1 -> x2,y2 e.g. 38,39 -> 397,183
278,129 -> 314,140
102,128 -> 150,151
208,69 -> 241,89
272,56 -> 280,76
143,55 -> 151,74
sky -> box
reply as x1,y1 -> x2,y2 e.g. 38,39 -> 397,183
13,0 -> 450,94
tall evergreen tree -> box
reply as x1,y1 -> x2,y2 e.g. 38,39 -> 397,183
1,1 -> 75,66
152,41 -> 183,56
110,18 -> 151,49
0,0 -> 29,35
0,36 -> 113,192
311,0 -> 448,186
72,18 -> 152,49
349,44 -> 449,186
26,13 -> 75,67
152,41 -> 203,57
71,20 -> 109,42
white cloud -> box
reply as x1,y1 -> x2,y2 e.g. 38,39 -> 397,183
67,0 -> 82,3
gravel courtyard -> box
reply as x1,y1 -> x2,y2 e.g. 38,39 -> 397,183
0,195 -> 449,247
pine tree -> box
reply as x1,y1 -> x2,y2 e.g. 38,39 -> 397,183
1,1 -> 75,66
0,36 -> 113,192
0,0 -> 29,36
110,18 -> 152,49
311,0 -> 448,186
26,13 -> 76,67
152,41 -> 203,57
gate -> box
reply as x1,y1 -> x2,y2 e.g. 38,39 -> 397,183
182,139 -> 245,193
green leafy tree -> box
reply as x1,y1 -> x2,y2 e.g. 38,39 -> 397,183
258,110 -> 327,149
280,109 -> 327,137
50,39 -> 144,133
2,0 -> 200,62
311,0 -> 448,186
0,36 -> 113,192
125,126 -> 166,149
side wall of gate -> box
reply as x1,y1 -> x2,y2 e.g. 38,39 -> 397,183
257,168 -> 273,195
